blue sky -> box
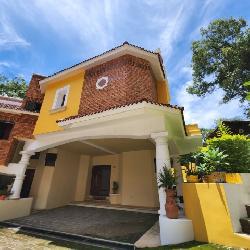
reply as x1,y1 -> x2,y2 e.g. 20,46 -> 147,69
0,0 -> 249,128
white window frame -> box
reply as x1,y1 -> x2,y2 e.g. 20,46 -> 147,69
51,85 -> 70,111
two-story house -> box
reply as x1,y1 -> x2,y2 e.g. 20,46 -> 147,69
1,42 -> 202,245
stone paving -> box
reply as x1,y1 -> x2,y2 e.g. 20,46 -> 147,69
0,227 -> 69,249
0,227 -> 110,249
5,205 -> 159,244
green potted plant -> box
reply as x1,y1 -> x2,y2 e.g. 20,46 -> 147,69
186,166 -> 199,183
179,153 -> 199,182
197,148 -> 228,182
158,166 -> 178,219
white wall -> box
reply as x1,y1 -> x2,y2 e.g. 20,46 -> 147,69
121,150 -> 159,207
223,173 -> 250,232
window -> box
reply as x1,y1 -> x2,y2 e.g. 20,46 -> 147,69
52,85 -> 70,110
45,153 -> 57,166
0,121 -> 14,140
25,101 -> 42,112
96,76 -> 109,90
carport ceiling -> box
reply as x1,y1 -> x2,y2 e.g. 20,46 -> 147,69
58,138 -> 155,155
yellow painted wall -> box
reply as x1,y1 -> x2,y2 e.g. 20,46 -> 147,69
34,72 -> 85,135
183,183 -> 250,249
46,149 -> 81,209
121,150 -> 159,208
157,80 -> 170,104
185,124 -> 201,136
74,155 -> 91,201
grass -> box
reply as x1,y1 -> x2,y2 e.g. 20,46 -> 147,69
142,241 -> 240,250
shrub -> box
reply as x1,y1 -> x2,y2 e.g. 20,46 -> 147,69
207,134 -> 250,173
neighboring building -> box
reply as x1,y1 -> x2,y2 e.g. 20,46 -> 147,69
0,42 -> 202,245
0,74 -> 45,166
208,120 -> 250,139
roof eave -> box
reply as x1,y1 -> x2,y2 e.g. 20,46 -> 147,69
39,43 -> 166,93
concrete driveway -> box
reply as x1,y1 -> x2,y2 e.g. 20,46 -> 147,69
3,205 -> 158,246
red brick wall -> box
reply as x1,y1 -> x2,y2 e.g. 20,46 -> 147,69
78,55 -> 157,115
0,112 -> 38,165
0,74 -> 45,165
21,74 -> 46,108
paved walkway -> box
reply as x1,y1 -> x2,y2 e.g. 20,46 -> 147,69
5,205 -> 158,244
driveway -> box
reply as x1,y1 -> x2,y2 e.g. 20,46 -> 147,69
3,205 -> 158,245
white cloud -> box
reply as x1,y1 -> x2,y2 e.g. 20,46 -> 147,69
0,61 -> 11,67
1,0 -> 122,53
175,81 -> 245,128
0,15 -> 30,50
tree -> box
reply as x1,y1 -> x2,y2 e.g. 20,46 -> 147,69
187,18 -> 250,115
200,128 -> 213,144
244,81 -> 250,101
0,75 -> 27,99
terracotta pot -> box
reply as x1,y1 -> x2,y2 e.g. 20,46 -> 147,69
209,172 -> 226,183
186,175 -> 198,183
165,189 -> 179,219
202,175 -> 209,183
0,195 -> 6,200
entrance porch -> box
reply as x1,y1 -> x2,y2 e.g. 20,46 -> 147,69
5,102 -> 202,246
23,138 -> 162,211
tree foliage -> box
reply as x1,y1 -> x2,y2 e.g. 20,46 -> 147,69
187,18 -> 250,114
0,74 -> 28,99
206,122 -> 250,173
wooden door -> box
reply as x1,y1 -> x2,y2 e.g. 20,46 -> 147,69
90,165 -> 111,198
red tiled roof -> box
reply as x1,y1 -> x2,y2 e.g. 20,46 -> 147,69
57,99 -> 188,136
0,95 -> 39,114
48,41 -> 165,79
0,96 -> 22,104
57,98 -> 183,121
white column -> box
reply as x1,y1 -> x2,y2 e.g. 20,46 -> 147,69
151,132 -> 170,216
10,151 -> 33,199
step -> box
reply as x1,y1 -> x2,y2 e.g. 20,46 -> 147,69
246,205 -> 250,218
0,221 -> 134,250
240,218 -> 250,234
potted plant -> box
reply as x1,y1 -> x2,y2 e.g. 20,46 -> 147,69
179,153 -> 198,182
0,189 -> 8,200
197,163 -> 215,182
112,181 -> 119,194
196,148 -> 228,183
186,167 -> 199,183
158,166 -> 178,219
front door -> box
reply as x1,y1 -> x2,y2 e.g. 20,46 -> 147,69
90,165 -> 111,198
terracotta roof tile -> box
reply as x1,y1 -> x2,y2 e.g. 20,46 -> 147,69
0,96 -> 39,114
57,99 -> 188,136
48,41 -> 165,79
57,99 -> 184,122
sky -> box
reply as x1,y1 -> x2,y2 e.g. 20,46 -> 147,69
0,0 -> 249,128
